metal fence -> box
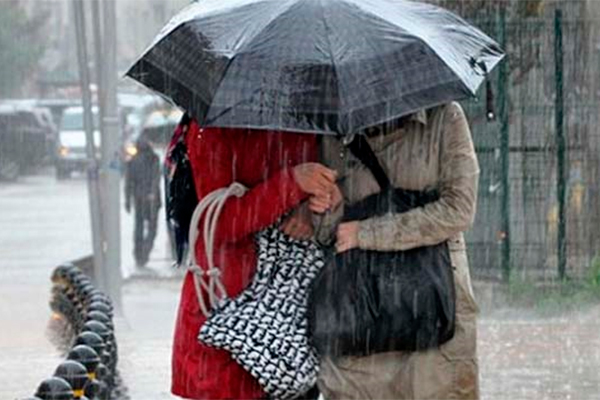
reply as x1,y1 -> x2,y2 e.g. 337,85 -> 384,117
459,6 -> 600,281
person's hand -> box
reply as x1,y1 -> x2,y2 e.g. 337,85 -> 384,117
309,183 -> 343,214
281,205 -> 314,241
293,163 -> 337,199
335,221 -> 360,253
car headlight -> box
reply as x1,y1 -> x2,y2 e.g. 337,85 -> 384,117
125,144 -> 138,158
59,146 -> 69,157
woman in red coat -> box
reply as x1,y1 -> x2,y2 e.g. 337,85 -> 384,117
171,120 -> 337,399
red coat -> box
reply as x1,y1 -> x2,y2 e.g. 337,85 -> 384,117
171,121 -> 317,399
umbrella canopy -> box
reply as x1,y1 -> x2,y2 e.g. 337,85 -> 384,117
126,0 -> 504,136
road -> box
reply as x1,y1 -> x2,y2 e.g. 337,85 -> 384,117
1,170 -> 599,399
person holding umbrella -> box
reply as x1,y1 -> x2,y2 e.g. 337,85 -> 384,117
169,118 -> 337,399
312,103 -> 481,399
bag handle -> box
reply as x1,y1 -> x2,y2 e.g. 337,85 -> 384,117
345,134 -> 391,191
187,183 -> 248,317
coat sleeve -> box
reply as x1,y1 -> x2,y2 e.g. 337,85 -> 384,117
189,126 -> 314,246
357,103 -> 480,251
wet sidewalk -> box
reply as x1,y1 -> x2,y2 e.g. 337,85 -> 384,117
6,264 -> 600,400
115,279 -> 600,400
478,305 -> 600,400
116,275 -> 182,400
114,270 -> 600,400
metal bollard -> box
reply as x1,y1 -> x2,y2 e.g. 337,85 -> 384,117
71,281 -> 92,318
54,361 -> 89,399
74,332 -> 108,367
75,283 -> 95,305
95,363 -> 109,383
79,285 -> 97,303
72,282 -> 96,328
71,277 -> 91,296
72,279 -> 92,307
63,276 -> 80,299
66,345 -> 110,400
65,266 -> 83,278
67,346 -> 100,380
74,331 -> 113,389
86,301 -> 113,319
92,364 -> 111,400
78,362 -> 110,400
81,321 -> 117,374
85,311 -> 113,330
35,377 -> 74,400
66,270 -> 85,287
82,380 -> 106,400
82,321 -> 111,344
86,294 -> 112,308
51,264 -> 77,286
81,321 -> 113,350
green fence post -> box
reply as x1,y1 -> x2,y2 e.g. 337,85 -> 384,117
555,9 -> 567,280
498,7 -> 511,282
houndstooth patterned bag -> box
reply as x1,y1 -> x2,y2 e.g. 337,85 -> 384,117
188,184 -> 324,399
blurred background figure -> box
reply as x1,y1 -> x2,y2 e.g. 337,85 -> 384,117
124,136 -> 161,267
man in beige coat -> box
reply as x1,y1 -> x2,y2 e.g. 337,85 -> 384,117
310,102 -> 480,399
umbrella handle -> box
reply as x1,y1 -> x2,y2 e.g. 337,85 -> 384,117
470,57 -> 496,122
486,80 -> 496,122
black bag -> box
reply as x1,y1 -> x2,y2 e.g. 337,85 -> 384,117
166,114 -> 198,265
308,135 -> 456,358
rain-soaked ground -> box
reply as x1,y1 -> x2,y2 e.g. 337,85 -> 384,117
479,306 -> 600,400
1,169 -> 600,399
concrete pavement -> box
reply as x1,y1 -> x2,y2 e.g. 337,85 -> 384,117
116,278 -> 181,400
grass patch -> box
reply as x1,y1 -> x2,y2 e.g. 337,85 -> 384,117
505,261 -> 600,315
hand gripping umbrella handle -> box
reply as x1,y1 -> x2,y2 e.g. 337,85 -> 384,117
187,183 -> 248,317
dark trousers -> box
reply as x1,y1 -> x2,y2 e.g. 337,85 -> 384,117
133,199 -> 159,266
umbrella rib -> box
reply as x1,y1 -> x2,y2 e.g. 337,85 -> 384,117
334,3 -> 475,107
346,0 -> 498,93
219,0 -> 300,56
318,0 -> 342,134
204,0 -> 304,126
202,55 -> 237,126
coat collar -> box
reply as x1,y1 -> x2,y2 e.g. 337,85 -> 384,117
411,109 -> 428,126
365,110 -> 428,151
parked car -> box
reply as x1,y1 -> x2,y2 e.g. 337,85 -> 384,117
55,106 -> 100,179
1,99 -> 67,160
36,99 -> 79,134
0,104 -> 55,180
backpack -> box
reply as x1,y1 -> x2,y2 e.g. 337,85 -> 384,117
165,113 -> 198,265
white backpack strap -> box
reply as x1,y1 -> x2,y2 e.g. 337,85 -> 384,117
187,183 -> 248,317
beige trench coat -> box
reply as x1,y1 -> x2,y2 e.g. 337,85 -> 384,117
313,102 -> 480,400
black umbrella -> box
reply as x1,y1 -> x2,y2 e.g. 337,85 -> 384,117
126,0 -> 504,136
